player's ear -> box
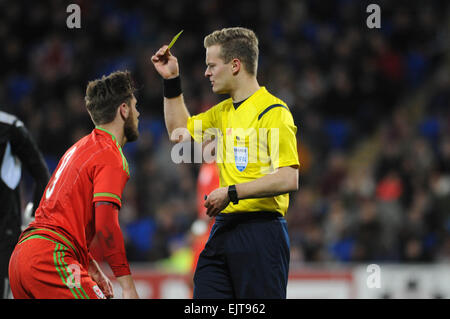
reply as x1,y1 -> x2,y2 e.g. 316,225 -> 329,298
118,102 -> 129,120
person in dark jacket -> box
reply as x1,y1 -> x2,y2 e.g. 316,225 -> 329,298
0,110 -> 50,298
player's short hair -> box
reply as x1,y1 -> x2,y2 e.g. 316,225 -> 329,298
204,27 -> 259,76
85,70 -> 135,125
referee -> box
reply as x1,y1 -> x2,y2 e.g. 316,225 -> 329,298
151,27 -> 299,299
0,111 -> 50,298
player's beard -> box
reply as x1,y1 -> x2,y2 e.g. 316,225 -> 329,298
124,110 -> 139,142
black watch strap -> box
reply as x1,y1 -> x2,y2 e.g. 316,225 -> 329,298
228,185 -> 239,205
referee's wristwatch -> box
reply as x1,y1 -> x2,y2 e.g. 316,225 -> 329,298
228,185 -> 239,205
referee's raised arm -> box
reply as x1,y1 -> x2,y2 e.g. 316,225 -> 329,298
151,45 -> 191,143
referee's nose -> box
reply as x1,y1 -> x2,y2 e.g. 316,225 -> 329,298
205,68 -> 212,78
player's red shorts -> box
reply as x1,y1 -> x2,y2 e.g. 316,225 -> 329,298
8,230 -> 105,299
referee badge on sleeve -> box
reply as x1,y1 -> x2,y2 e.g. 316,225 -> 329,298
234,146 -> 248,172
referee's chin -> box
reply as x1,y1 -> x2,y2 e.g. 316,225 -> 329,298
212,86 -> 228,95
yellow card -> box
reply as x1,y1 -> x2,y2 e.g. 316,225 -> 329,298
165,30 -> 184,53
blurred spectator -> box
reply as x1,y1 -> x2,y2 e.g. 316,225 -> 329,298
351,198 -> 384,261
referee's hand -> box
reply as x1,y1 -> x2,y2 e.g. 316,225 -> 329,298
204,187 -> 230,217
151,45 -> 180,80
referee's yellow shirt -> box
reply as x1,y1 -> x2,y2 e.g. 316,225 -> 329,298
187,87 -> 299,216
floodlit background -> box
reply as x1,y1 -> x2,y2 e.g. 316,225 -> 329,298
3,0 -> 450,298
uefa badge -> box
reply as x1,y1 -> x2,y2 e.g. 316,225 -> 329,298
234,146 -> 248,172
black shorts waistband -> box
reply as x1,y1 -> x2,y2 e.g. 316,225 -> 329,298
215,211 -> 283,222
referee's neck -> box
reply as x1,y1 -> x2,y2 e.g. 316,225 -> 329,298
230,77 -> 260,103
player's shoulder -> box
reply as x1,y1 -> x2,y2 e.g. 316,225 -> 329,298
81,130 -> 123,165
0,111 -> 24,128
93,131 -> 130,175
96,139 -> 122,163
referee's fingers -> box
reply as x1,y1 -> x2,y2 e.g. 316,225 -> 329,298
157,46 -> 169,56
151,55 -> 159,63
210,208 -> 219,217
152,46 -> 168,61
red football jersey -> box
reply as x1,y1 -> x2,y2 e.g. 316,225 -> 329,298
27,127 -> 130,268
196,162 -> 220,218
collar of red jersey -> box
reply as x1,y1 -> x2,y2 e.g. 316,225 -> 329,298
95,126 -> 118,142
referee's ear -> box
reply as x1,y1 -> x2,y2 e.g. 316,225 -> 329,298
231,58 -> 241,75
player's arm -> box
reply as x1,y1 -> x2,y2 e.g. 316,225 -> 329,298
151,45 -> 191,143
204,166 -> 298,217
94,202 -> 139,299
10,119 -> 50,215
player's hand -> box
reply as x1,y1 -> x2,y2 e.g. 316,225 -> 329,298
122,287 -> 140,299
94,270 -> 114,299
204,187 -> 230,217
88,259 -> 114,298
117,274 -> 140,299
151,45 -> 179,79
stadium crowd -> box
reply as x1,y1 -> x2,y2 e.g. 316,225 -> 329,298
1,0 -> 449,270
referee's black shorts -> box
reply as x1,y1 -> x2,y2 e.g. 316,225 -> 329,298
193,211 -> 290,299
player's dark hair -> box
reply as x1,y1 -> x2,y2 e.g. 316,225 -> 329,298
204,27 -> 259,75
85,70 -> 135,125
